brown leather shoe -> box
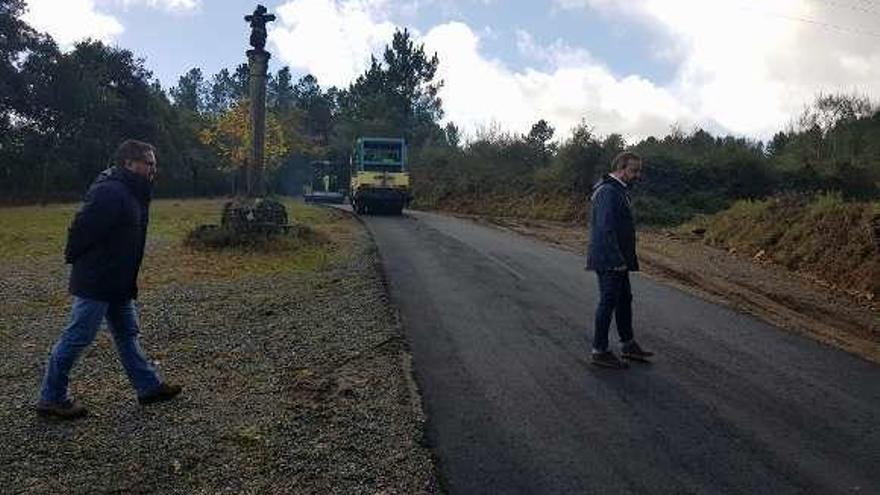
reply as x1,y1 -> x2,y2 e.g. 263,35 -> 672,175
138,383 -> 182,405
35,399 -> 88,419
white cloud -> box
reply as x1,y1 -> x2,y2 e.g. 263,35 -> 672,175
118,0 -> 201,12
23,0 -> 124,48
425,22 -> 693,139
271,0 -> 880,140
515,29 -> 596,69
559,0 -> 880,137
268,0 -> 397,88
22,0 -> 201,51
270,0 -> 693,140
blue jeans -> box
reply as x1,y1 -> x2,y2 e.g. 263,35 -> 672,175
40,297 -> 161,402
592,271 -> 634,352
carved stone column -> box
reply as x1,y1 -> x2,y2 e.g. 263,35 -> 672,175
247,48 -> 270,197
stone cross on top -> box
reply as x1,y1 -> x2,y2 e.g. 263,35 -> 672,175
244,4 -> 276,52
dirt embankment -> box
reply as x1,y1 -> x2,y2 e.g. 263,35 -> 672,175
688,194 -> 879,298
456,213 -> 880,365
414,191 -> 586,223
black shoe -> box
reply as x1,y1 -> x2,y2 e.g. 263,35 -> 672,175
138,383 -> 182,405
591,351 -> 629,369
621,341 -> 654,361
35,399 -> 88,420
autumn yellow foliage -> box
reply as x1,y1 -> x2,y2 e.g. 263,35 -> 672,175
199,100 -> 302,171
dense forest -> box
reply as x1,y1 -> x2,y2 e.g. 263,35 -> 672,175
2,0 -> 878,224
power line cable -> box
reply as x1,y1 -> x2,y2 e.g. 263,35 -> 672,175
813,0 -> 880,16
850,0 -> 879,9
736,1 -> 880,38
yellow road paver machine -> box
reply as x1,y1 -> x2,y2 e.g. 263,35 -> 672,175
349,137 -> 411,215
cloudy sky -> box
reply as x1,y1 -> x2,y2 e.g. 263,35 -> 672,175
20,0 -> 880,141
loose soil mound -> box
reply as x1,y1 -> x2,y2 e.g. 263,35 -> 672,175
689,194 -> 879,299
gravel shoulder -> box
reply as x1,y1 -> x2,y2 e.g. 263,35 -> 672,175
458,214 -> 880,364
0,201 -> 438,494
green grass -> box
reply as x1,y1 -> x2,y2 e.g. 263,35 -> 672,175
726,198 -> 771,217
806,191 -> 846,216
0,198 -> 356,290
147,198 -> 337,240
0,203 -> 79,259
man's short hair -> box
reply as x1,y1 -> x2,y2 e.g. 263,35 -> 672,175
115,139 -> 155,167
612,151 -> 642,171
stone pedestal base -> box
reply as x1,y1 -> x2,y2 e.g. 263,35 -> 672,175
185,197 -> 292,249
221,197 -> 289,234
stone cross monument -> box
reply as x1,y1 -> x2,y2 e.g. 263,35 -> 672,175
213,4 -> 287,234
244,4 -> 275,197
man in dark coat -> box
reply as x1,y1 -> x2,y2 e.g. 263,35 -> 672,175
586,151 -> 654,369
36,140 -> 181,419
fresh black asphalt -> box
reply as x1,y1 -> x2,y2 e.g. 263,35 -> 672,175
357,209 -> 880,495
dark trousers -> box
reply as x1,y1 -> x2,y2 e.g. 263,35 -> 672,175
592,271 -> 634,352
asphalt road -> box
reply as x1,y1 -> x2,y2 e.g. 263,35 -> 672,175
357,209 -> 880,495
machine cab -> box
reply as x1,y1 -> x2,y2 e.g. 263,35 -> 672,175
352,138 -> 407,173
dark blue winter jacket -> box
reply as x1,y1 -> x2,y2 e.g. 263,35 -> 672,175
65,166 -> 152,302
586,175 -> 640,272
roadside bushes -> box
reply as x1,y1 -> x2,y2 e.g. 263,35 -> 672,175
410,95 -> 880,228
411,122 -> 616,222
411,121 -> 784,226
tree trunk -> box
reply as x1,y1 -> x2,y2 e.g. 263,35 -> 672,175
191,163 -> 199,197
40,160 -> 49,206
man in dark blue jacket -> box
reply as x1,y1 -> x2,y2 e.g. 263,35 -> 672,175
586,151 -> 654,369
36,140 -> 181,419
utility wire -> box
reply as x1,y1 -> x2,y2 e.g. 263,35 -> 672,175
736,0 -> 880,38
848,0 -> 879,9
813,0 -> 880,16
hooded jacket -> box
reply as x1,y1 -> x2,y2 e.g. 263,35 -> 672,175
65,166 -> 152,302
586,174 -> 640,272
